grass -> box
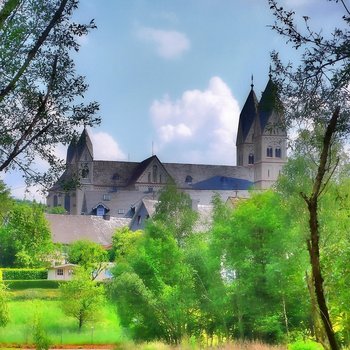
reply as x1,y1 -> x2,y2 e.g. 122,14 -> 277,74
0,288 -> 126,346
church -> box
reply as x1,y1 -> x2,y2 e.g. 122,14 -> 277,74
46,76 -> 287,229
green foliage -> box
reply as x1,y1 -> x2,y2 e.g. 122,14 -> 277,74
0,180 -> 13,221
67,239 -> 108,280
59,268 -> 105,330
0,282 -> 9,327
0,0 -> 100,183
212,191 -> 310,343
46,205 -> 66,214
1,268 -> 47,280
111,187 -> 201,344
33,317 -> 51,350
288,340 -> 323,350
5,280 -> 61,290
0,299 -> 123,344
153,181 -> 198,244
0,202 -> 54,267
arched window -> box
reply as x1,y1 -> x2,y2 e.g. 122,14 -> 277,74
185,175 -> 193,183
53,195 -> 58,207
152,165 -> 158,183
266,147 -> 273,157
64,194 -> 70,212
248,153 -> 254,164
275,147 -> 281,158
148,172 -> 151,183
81,163 -> 89,178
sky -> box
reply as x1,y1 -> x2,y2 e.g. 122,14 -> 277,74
1,0 -> 346,201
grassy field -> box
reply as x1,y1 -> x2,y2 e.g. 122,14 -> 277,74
0,288 -> 126,346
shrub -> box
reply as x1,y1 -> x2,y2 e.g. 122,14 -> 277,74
1,268 -> 47,280
288,340 -> 323,350
5,280 -> 62,290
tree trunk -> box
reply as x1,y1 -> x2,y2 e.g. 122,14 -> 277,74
306,199 -> 338,350
301,107 -> 340,350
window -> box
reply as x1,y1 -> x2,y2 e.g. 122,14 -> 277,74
152,165 -> 158,183
148,172 -> 151,182
185,175 -> 193,183
81,163 -> 89,178
248,153 -> 254,164
148,187 -> 153,193
275,147 -> 281,158
118,209 -> 125,214
96,206 -> 105,216
103,194 -> 111,201
266,147 -> 273,157
53,195 -> 58,207
56,269 -> 64,276
137,215 -> 141,225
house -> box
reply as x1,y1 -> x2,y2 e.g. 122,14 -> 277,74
47,263 -> 115,281
47,77 -> 287,227
47,264 -> 77,281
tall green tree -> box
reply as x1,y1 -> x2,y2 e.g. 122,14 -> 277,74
111,187 -> 200,344
0,0 -> 100,186
213,191 -> 309,343
269,1 -> 350,348
0,202 -> 53,267
60,268 -> 105,330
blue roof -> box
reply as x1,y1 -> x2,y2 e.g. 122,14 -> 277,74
192,176 -> 253,190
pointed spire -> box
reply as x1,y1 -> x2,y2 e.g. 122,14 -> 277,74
236,81 -> 259,145
66,134 -> 78,164
76,127 -> 94,160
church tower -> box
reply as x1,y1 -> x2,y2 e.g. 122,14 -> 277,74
253,76 -> 287,189
236,78 -> 258,167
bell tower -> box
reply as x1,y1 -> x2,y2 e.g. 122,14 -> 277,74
253,75 -> 287,189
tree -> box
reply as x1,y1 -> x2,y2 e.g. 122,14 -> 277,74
110,187 -> 200,344
0,202 -> 54,267
153,181 -> 198,245
0,282 -> 9,328
59,268 -> 105,330
0,0 -> 100,186
0,180 -> 13,221
213,191 -> 309,343
269,1 -> 350,349
67,240 -> 108,280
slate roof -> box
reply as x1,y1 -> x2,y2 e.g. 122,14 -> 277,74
258,78 -> 282,131
76,128 -> 93,159
236,88 -> 258,144
191,176 -> 253,191
46,214 -> 131,246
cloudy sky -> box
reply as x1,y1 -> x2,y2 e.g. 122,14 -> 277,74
2,0 -> 346,200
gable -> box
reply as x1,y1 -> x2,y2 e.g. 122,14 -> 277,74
131,155 -> 171,185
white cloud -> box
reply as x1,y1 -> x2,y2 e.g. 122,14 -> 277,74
90,131 -> 126,160
137,26 -> 190,59
150,77 -> 241,165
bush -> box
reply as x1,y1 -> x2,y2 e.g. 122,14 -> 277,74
288,340 -> 324,350
4,280 -> 63,290
1,268 -> 47,280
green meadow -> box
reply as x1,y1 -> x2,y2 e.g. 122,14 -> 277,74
0,288 -> 125,346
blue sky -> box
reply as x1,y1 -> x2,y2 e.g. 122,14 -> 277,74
2,0 -> 345,200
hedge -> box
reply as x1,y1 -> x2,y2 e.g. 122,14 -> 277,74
1,268 -> 48,280
4,280 -> 63,290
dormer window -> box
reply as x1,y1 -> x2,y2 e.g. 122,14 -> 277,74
185,175 -> 193,184
96,205 -> 105,216
248,153 -> 254,164
266,147 -> 273,157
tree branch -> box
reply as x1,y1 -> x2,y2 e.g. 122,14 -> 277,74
0,0 -> 68,101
